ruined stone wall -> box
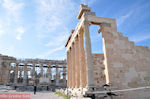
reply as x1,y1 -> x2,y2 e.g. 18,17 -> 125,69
92,54 -> 105,87
102,29 -> 150,89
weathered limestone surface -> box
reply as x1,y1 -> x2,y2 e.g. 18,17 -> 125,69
103,31 -> 150,89
92,54 -> 105,87
0,54 -> 67,87
65,4 -> 150,99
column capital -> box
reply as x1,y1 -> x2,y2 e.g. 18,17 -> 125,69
83,20 -> 90,27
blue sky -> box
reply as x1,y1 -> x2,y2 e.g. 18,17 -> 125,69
0,0 -> 150,60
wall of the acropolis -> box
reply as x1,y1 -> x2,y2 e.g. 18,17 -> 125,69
92,54 -> 105,87
102,25 -> 150,90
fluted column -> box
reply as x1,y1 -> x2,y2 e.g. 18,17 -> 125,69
32,64 -> 35,85
4,62 -> 10,84
74,38 -> 78,88
83,21 -> 95,89
67,51 -> 70,87
76,35 -> 80,88
70,48 -> 73,88
14,63 -> 18,85
79,31 -> 84,88
63,67 -> 66,83
55,67 -> 59,86
48,65 -> 51,85
72,43 -> 75,88
40,64 -> 43,77
7,63 -> 11,84
23,63 -> 28,85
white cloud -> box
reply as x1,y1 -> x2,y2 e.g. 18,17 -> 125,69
36,0 -> 78,37
35,0 -> 77,58
16,27 -> 25,40
35,0 -> 97,58
117,11 -> 133,26
130,33 -> 150,43
0,21 -> 5,37
47,45 -> 64,55
45,33 -> 69,47
37,45 -> 64,58
80,0 -> 95,5
2,0 -> 24,23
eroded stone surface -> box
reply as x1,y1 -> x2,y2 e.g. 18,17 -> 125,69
65,4 -> 150,99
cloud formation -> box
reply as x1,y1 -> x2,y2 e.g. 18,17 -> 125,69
130,33 -> 150,43
35,0 -> 96,58
117,11 -> 133,26
16,27 -> 25,40
2,0 -> 24,24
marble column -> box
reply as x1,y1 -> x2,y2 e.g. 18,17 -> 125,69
67,51 -> 70,87
79,31 -> 84,88
40,64 -> 43,77
70,48 -> 73,88
55,67 -> 59,86
48,65 -> 51,85
72,43 -> 75,88
5,62 -> 10,84
76,35 -> 80,88
83,21 -> 95,88
14,63 -> 18,84
74,38 -> 78,88
23,63 -> 28,85
63,67 -> 66,83
32,64 -> 35,85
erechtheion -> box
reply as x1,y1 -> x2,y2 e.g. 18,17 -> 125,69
65,4 -> 150,99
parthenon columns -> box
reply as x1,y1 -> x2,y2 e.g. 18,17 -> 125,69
14,63 -> 18,84
32,64 -> 35,84
5,62 -> 10,84
23,63 -> 28,85
56,67 -> 59,86
40,64 -> 43,77
48,65 -> 51,85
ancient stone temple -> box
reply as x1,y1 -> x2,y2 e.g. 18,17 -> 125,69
65,4 -> 150,98
0,54 -> 67,90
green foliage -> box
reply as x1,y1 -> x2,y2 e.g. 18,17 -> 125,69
55,91 -> 71,99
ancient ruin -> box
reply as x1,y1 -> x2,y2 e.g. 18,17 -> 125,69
0,54 -> 67,90
65,4 -> 150,98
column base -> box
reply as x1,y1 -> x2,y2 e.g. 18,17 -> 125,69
86,85 -> 96,92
